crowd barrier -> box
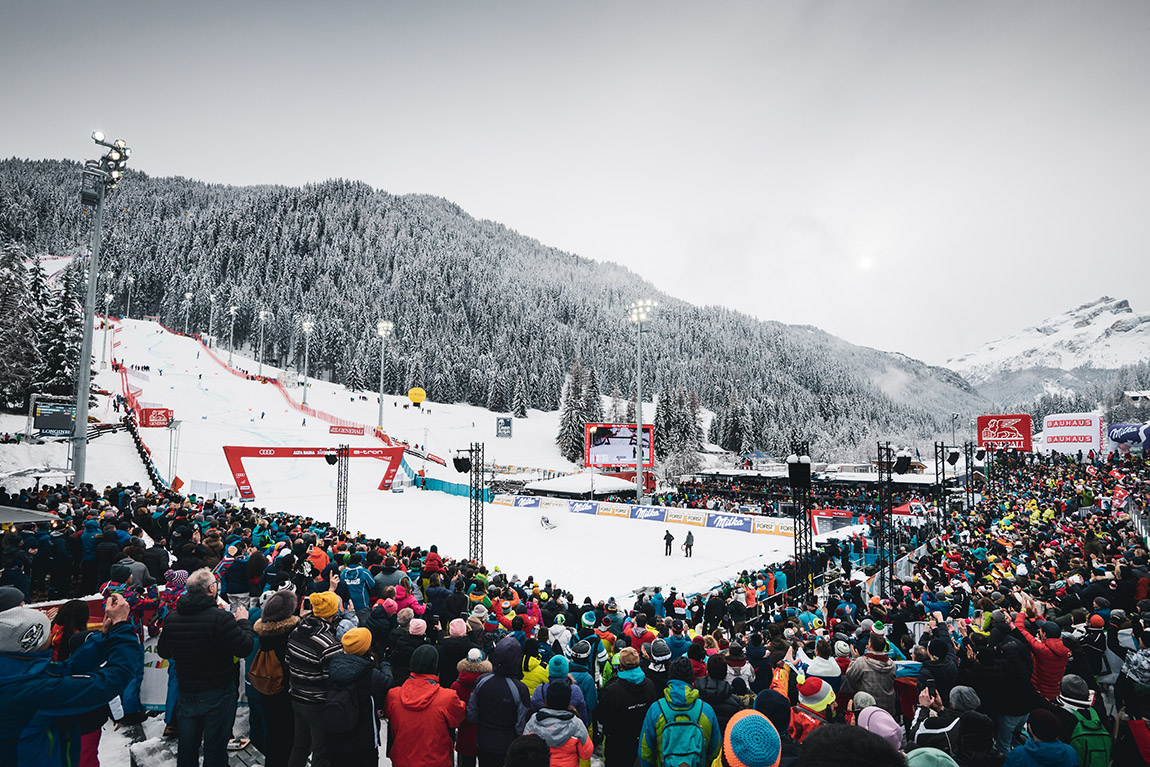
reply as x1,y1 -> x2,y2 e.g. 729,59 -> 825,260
491,494 -> 796,537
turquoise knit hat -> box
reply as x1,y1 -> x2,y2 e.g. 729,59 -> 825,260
547,654 -> 569,679
721,710 -> 781,767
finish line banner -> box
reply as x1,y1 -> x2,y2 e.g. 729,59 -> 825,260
222,445 -> 406,500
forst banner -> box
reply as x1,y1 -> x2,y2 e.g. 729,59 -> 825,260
977,414 -> 1033,451
1042,412 -> 1104,455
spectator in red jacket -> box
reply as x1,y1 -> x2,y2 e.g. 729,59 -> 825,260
1015,597 -> 1070,703
624,615 -> 655,650
422,546 -> 445,575
386,645 -> 467,767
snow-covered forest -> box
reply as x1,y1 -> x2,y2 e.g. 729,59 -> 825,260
2,158 -> 993,459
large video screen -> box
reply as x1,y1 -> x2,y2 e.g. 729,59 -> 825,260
34,402 -> 76,436
584,423 -> 655,468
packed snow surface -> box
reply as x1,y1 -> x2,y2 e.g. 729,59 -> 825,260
31,318 -> 794,601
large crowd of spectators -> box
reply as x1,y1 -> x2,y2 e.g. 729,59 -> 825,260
1,447 -> 1149,767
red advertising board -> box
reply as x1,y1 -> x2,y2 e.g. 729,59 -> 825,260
330,425 -> 365,435
976,414 -> 1033,451
222,445 -> 406,500
139,408 -> 174,427
584,423 -> 655,468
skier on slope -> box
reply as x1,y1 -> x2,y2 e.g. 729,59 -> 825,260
540,516 -> 556,530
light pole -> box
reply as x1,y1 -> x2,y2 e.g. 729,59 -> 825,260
257,309 -> 270,377
301,319 -> 314,405
227,305 -> 238,367
628,299 -> 657,504
207,293 -> 216,344
951,413 -> 959,448
125,275 -> 134,320
74,130 -> 131,486
100,292 -> 112,368
376,320 -> 394,430
183,291 -> 193,335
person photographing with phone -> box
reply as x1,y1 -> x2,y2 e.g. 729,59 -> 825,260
0,588 -> 143,767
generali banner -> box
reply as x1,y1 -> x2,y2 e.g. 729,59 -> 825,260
1042,412 -> 1104,455
977,414 -> 1033,451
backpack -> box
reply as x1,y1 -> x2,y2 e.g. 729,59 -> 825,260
248,647 -> 285,695
657,698 -> 707,767
325,669 -> 371,734
1069,707 -> 1111,767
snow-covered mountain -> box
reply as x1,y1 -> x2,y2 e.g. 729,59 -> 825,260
946,297 -> 1150,403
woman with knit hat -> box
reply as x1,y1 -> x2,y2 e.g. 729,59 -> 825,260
328,627 -> 393,767
250,590 -> 300,767
285,589 -> 343,767
436,617 -> 476,689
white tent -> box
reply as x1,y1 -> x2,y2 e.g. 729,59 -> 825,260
523,472 -> 635,497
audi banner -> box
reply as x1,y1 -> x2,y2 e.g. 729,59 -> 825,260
1042,412 -> 1103,456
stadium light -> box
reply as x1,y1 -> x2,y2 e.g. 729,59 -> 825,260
628,299 -> 657,503
301,318 -> 315,405
257,309 -> 271,377
376,320 -> 394,430
74,130 -> 132,485
183,291 -> 193,335
227,305 -> 238,367
100,292 -> 113,369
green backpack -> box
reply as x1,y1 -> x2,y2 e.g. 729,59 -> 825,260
1069,706 -> 1110,767
657,698 -> 707,767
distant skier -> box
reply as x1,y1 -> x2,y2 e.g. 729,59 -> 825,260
540,516 -> 556,530
664,529 -> 674,556
684,530 -> 694,558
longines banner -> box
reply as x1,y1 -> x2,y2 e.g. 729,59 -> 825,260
1042,412 -> 1103,456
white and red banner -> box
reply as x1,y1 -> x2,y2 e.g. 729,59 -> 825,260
977,414 -> 1033,451
222,444 -> 407,500
330,425 -> 365,435
139,407 -> 174,427
1042,412 -> 1103,456
1113,486 -> 1130,509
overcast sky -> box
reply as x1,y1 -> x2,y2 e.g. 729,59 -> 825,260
2,1 -> 1147,365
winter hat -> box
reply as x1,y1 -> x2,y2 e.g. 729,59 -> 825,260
449,618 -> 468,637
727,642 -> 746,661
600,615 -> 613,629
308,591 -> 340,620
834,640 -> 851,657
859,707 -> 902,752
470,603 -> 488,620
262,590 -> 296,623
410,644 -> 439,675
1089,614 -> 1106,628
164,569 -> 189,590
618,647 -> 641,669
581,611 -> 596,628
1040,621 -> 1062,639
381,598 -> 399,616
949,685 -> 980,712
409,618 -> 427,636
109,564 -> 132,584
852,691 -> 877,710
546,679 -> 572,710
928,638 -> 949,659
796,676 -> 835,712
341,627 -> 372,656
753,690 -> 792,734
0,607 -> 51,653
467,647 -> 486,663
1028,707 -> 1061,741
570,640 -> 591,661
905,748 -> 960,767
547,655 -> 569,679
0,586 -> 24,613
650,638 -> 672,663
1058,675 -> 1092,708
719,709 -> 781,767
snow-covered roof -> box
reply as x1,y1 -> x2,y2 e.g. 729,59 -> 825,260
524,473 -> 635,495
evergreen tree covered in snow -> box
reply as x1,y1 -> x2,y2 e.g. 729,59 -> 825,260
581,366 -> 604,425
512,375 -> 528,419
556,359 -> 587,463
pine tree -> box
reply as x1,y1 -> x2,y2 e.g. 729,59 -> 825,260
346,360 -> 366,392
0,241 -> 36,409
34,286 -> 82,398
512,376 -> 528,418
581,366 -> 604,425
556,360 -> 588,463
608,384 -> 623,422
653,386 -> 672,460
625,387 -> 637,424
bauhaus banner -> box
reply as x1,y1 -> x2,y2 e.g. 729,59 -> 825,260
1042,412 -> 1103,456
